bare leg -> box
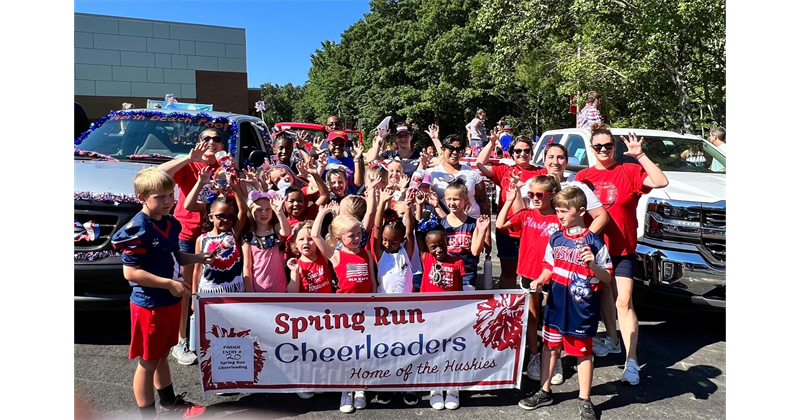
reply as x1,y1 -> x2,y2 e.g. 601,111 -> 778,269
499,259 -> 518,289
615,276 -> 639,362
599,276 -> 619,345
576,355 -> 593,400
540,345 -> 559,393
133,358 -> 159,407
526,292 -> 541,356
154,349 -> 173,390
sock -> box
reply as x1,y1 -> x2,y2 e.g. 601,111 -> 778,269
540,387 -> 552,395
157,383 -> 177,407
138,402 -> 156,419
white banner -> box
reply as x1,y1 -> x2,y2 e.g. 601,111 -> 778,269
195,291 -> 529,396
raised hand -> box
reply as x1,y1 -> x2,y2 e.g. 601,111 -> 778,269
189,142 -> 206,162
425,124 -> 439,140
287,258 -> 299,273
269,195 -> 285,212
621,132 -> 644,157
426,190 -> 439,207
197,166 -> 213,185
295,160 -> 309,178
379,187 -> 393,203
352,141 -> 365,160
312,135 -> 325,153
398,174 -> 410,190
366,172 -> 382,191
414,189 -> 427,205
329,201 -> 340,216
241,166 -> 259,186
476,214 -> 491,231
296,130 -> 309,147
488,127 -> 500,145
419,151 -> 431,168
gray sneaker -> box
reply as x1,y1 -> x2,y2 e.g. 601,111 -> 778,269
172,338 -> 198,366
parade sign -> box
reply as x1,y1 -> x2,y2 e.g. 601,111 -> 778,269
196,292 -> 529,396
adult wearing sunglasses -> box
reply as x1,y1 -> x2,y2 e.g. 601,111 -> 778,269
476,131 -> 546,289
157,127 -> 227,366
426,134 -> 488,219
573,122 -> 668,386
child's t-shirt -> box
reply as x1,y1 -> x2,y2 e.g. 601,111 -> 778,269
420,253 -> 464,293
505,209 -> 561,279
333,249 -> 373,294
297,253 -> 333,293
243,229 -> 287,292
198,230 -> 245,293
442,216 -> 478,287
112,212 -> 183,308
377,247 -> 413,293
541,229 -> 613,338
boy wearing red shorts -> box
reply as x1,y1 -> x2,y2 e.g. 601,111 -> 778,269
518,187 -> 613,420
111,168 -> 211,419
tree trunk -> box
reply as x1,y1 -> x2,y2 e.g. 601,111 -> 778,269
664,59 -> 696,135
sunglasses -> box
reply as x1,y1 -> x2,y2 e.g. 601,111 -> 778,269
513,148 -> 532,155
326,122 -> 342,127
211,213 -> 236,220
591,142 -> 614,152
527,191 -> 553,200
443,145 -> 465,153
202,135 -> 224,143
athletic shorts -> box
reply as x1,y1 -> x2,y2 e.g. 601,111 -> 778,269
611,254 -> 639,279
129,301 -> 181,361
495,228 -> 521,260
542,326 -> 592,357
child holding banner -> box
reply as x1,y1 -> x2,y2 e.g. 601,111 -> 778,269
439,179 -> 492,290
372,188 -> 419,406
518,187 -> 613,420
310,204 -> 377,413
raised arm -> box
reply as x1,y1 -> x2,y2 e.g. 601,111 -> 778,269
310,204 -> 337,263
184,166 -> 213,212
622,133 -> 669,189
271,195 -> 292,237
496,184 -> 518,231
373,188 -> 393,262
424,124 -> 444,165
471,215 -> 491,256
286,258 -> 300,293
310,172 -> 330,207
475,128 -> 499,178
404,192 -> 416,257
352,142 -> 365,188
366,135 -> 385,163
158,142 -> 205,177
228,172 -> 248,239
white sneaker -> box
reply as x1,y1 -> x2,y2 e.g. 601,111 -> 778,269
592,336 -> 621,357
429,390 -> 445,410
550,358 -> 564,385
296,392 -> 314,399
621,358 -> 641,385
171,338 -> 198,366
444,390 -> 460,409
354,391 -> 367,409
526,353 -> 541,381
339,392 -> 355,413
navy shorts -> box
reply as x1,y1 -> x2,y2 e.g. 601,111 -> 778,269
495,228 -> 521,260
611,254 -> 640,279
179,239 -> 196,254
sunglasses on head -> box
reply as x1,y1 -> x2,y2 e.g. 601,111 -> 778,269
443,145 -> 465,153
527,191 -> 553,200
202,135 -> 224,143
591,142 -> 614,152
211,213 -> 236,220
513,148 -> 531,155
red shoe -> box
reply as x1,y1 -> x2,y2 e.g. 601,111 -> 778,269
157,393 -> 206,419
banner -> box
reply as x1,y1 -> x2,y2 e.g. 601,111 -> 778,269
195,291 -> 529,397
146,99 -> 213,111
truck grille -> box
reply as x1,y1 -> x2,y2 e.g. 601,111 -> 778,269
703,208 -> 726,229
74,206 -> 137,252
699,202 -> 725,265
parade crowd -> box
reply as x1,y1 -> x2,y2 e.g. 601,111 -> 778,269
111,102 -> 685,420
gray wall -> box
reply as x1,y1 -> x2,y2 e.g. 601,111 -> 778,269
74,13 -> 247,100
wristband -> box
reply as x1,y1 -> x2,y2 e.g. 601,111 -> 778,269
634,153 -> 646,160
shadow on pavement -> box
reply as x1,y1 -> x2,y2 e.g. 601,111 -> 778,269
75,310 -> 131,345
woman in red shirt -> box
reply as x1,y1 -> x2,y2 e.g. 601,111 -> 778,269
573,123 -> 668,386
476,132 -> 545,289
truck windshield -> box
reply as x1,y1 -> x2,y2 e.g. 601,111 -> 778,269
75,113 -> 233,160
616,136 -> 725,174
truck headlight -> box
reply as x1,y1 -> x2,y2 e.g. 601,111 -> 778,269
644,200 -> 702,242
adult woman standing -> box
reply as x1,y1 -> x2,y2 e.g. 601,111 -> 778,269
427,134 -> 489,219
574,123 -> 668,386
476,131 -> 545,289
366,122 -> 422,177
466,109 -> 488,155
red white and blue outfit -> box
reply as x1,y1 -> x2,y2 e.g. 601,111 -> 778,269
197,230 -> 245,293
442,216 -> 479,287
541,229 -> 612,357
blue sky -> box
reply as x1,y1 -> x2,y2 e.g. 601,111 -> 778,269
74,0 -> 372,88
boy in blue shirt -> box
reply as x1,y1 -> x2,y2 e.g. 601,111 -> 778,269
518,187 -> 613,420
112,167 -> 213,419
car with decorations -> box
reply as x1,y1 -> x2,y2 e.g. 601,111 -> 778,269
532,127 -> 726,312
74,105 -> 271,309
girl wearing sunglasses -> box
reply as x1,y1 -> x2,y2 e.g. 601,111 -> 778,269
476,131 -> 546,290
573,123 -> 668,386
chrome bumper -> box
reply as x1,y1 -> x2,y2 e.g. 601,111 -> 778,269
635,241 -> 726,308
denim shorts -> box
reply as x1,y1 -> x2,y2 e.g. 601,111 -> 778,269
495,228 -> 521,260
611,254 -> 640,279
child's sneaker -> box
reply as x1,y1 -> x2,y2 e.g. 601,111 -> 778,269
526,353 -> 541,381
375,392 -> 393,405
353,391 -> 367,409
429,390 -> 445,410
444,390 -> 459,410
518,388 -> 553,411
296,392 -> 314,399
403,392 -> 419,406
578,398 -> 598,420
157,393 -> 205,419
620,358 -> 641,385
171,338 -> 197,366
550,358 -> 564,385
592,336 -> 621,357
339,392 -> 355,413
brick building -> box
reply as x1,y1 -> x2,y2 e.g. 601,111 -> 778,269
75,13 -> 258,120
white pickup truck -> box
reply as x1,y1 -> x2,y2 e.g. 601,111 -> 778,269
531,128 -> 726,312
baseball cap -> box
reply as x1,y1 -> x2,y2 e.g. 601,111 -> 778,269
503,125 -> 513,131
327,130 -> 348,142
393,124 -> 413,138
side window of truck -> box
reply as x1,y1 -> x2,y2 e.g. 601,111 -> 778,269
237,121 -> 265,167
564,134 -> 589,166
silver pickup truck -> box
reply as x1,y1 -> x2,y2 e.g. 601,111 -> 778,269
532,128 -> 726,312
74,108 -> 271,309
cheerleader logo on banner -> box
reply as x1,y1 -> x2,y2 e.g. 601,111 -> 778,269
74,220 -> 100,242
473,294 -> 526,351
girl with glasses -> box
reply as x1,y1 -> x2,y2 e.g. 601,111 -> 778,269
476,132 -> 547,290
573,123 -> 669,386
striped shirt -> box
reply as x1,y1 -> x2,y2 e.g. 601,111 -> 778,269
577,103 -> 602,129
